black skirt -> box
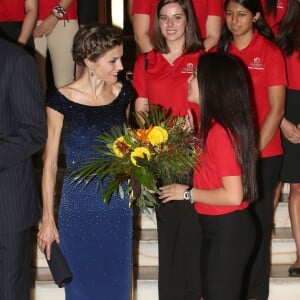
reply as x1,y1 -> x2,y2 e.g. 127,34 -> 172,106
280,89 -> 300,182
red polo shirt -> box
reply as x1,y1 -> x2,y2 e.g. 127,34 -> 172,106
193,123 -> 249,215
38,0 -> 78,20
229,31 -> 286,158
0,0 -> 25,21
132,0 -> 223,38
133,50 -> 204,123
132,0 -> 157,35
192,0 -> 223,38
260,0 -> 288,36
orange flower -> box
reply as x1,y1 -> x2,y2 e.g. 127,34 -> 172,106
134,126 -> 153,143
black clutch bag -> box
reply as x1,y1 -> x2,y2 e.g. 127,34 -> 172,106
45,241 -> 73,288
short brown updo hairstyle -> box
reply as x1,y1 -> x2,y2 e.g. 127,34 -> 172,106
72,23 -> 123,66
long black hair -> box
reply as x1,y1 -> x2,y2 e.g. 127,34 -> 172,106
277,0 -> 300,57
197,52 -> 258,202
263,0 -> 278,17
218,0 -> 276,53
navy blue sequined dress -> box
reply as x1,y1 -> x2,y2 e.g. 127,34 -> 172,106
47,81 -> 134,300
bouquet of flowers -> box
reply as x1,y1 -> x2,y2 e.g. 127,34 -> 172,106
70,105 -> 198,213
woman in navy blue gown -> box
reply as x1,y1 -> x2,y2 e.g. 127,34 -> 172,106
37,24 -> 135,299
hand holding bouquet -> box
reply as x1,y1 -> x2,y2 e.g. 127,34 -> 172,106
70,105 -> 198,213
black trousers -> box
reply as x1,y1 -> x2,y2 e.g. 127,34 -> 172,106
0,21 -> 34,55
156,200 -> 202,300
199,208 -> 256,300
0,229 -> 30,300
247,155 -> 282,300
77,0 -> 99,25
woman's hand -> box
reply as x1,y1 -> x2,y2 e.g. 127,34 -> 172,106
37,219 -> 60,260
281,118 -> 300,144
33,15 -> 59,37
183,109 -> 195,132
159,184 -> 189,203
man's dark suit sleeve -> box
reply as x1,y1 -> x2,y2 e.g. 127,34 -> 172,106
0,53 -> 47,170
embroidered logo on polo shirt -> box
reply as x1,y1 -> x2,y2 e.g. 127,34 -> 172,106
248,57 -> 264,70
277,1 -> 284,8
181,63 -> 195,74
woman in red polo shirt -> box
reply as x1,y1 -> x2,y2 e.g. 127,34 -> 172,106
160,52 -> 258,300
133,1 -> 204,299
277,0 -> 300,277
132,0 -> 223,52
260,1 -> 288,223
218,0 -> 286,299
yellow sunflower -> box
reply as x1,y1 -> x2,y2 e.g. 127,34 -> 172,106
113,136 -> 131,157
130,147 -> 151,166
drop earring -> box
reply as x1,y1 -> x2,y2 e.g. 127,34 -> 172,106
89,68 -> 94,77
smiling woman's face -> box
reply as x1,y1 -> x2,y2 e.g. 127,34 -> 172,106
158,3 -> 187,43
225,1 -> 259,39
86,44 -> 124,84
